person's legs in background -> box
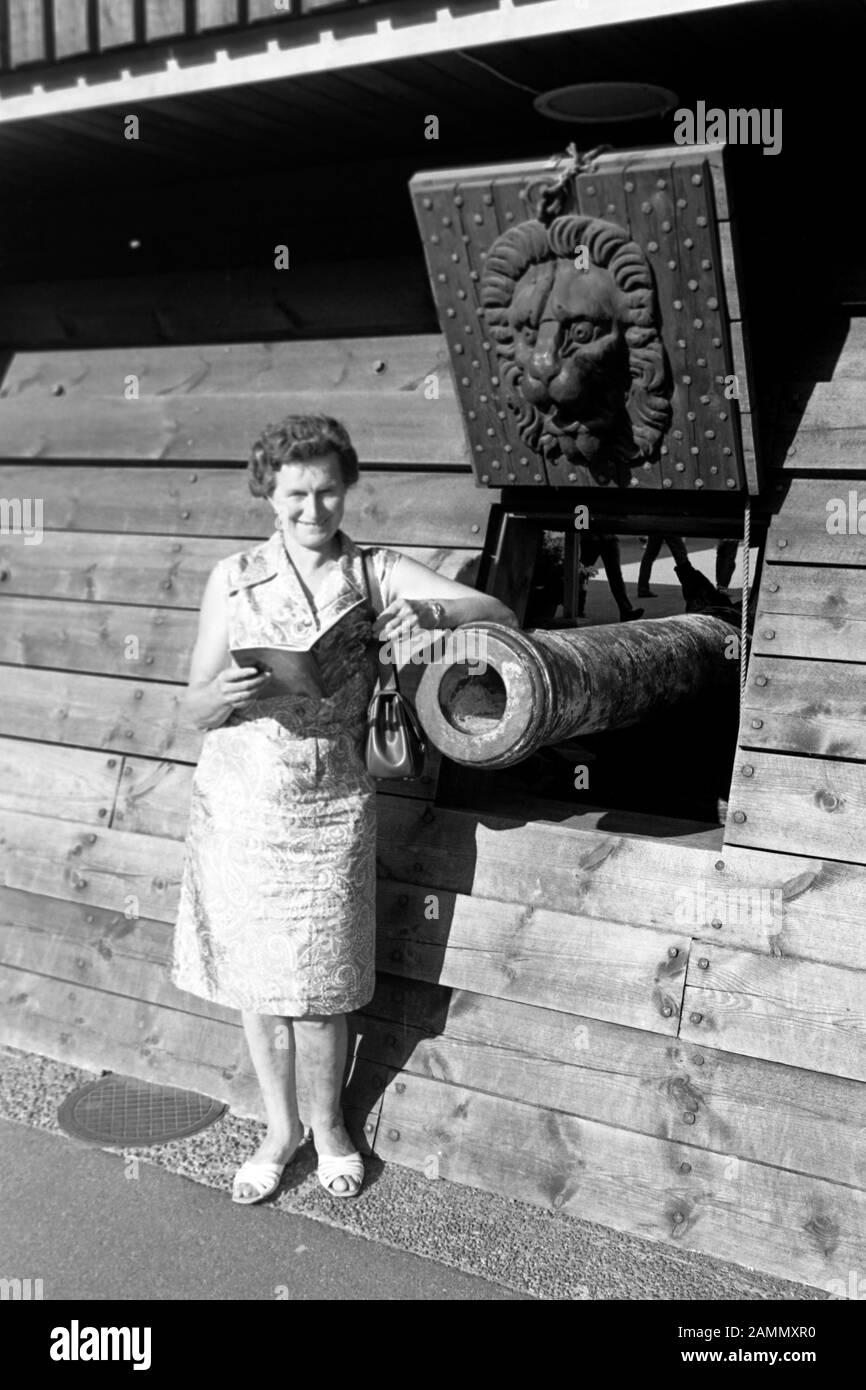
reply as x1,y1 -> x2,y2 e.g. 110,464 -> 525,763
716,539 -> 739,593
637,533 -> 664,596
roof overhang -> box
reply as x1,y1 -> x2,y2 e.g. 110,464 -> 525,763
0,0 -> 771,123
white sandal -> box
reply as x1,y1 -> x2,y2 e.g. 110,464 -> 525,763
231,1159 -> 288,1205
316,1151 -> 365,1199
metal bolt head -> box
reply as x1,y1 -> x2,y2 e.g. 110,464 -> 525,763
732,811 -> 746,824
679,1162 -> 692,1174
661,1005 -> 673,1018
710,918 -> 723,929
668,946 -> 679,958
763,629 -> 775,640
698,957 -> 709,969
751,719 -> 763,729
690,1011 -> 703,1024
777,538 -> 788,548
741,765 -> 754,777
672,1210 -> 685,1223
693,1054 -> 705,1066
388,1128 -> 401,1142
755,675 -> 768,687
682,1111 -> 696,1125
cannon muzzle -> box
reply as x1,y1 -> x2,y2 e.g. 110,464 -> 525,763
414,616 -> 738,769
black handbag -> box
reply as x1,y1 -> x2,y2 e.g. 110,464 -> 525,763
360,550 -> 426,780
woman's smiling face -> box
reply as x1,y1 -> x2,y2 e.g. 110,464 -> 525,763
269,454 -> 347,551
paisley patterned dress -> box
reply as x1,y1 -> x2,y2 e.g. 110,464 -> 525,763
171,528 -> 402,1016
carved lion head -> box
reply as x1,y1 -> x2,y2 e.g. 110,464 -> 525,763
481,215 -> 672,481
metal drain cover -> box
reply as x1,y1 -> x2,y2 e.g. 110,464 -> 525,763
57,1074 -> 225,1146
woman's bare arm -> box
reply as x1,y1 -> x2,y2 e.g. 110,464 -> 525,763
182,566 -> 271,730
377,552 -> 520,638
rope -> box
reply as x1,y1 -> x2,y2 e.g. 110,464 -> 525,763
740,500 -> 751,715
534,142 -> 613,224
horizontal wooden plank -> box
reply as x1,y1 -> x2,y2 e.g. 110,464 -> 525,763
0,595 -> 197,681
768,478 -> 866,565
781,427 -> 866,471
751,612 -> 866,662
681,943 -> 866,1082
0,466 -> 492,546
374,1069 -> 866,1292
759,564 -> 866,621
782,380 -> 866,431
0,394 -> 469,466
0,668 -> 202,762
376,880 -> 688,1033
726,750 -> 866,865
0,260 -> 435,350
0,337 -> 451,401
0,737 -> 120,825
0,530 -> 480,606
741,655 -> 866,759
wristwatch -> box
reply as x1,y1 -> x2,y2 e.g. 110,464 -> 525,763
428,600 -> 446,629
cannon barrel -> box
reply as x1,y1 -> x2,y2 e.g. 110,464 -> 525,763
414,615 -> 738,769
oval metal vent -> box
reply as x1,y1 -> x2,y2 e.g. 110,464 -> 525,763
57,1074 -> 226,1146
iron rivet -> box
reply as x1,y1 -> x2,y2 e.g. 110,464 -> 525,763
679,1162 -> 691,1173
677,197 -> 687,208
395,1082 -> 406,1095
697,215 -> 708,226
777,538 -> 788,548
662,1005 -> 673,1017
726,478 -> 737,488
624,180 -> 635,192
823,793 -> 840,811
719,411 -> 728,420
687,278 -> 698,290
711,918 -> 723,929
656,178 -> 666,189
682,1112 -> 696,1125
673,299 -> 683,310
732,811 -> 746,824
756,675 -> 768,686
470,525 -> 480,534
648,240 -> 658,252
715,860 -> 725,871
682,374 -> 692,385
668,947 -> 679,958
388,1129 -> 401,1142
673,1211 -> 685,1223
763,629 -> 775,640
767,582 -> 779,592
683,237 -> 694,248
742,765 -> 754,777
751,719 -> 763,729
698,958 -> 709,969
693,318 -> 703,329
690,1012 -> 703,1024
707,297 -> 718,309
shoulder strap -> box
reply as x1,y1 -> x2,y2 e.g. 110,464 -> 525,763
361,548 -> 399,692
361,547 -> 384,621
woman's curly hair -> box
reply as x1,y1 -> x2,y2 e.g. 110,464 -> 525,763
248,414 -> 360,497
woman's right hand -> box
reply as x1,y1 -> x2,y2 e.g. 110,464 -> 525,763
186,664 -> 273,729
215,664 -> 273,710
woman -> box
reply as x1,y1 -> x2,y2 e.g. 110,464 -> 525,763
172,413 -> 518,1203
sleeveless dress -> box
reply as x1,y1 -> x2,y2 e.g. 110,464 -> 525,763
171,528 -> 403,1016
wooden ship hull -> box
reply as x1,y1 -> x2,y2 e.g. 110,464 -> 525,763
0,0 -> 865,1293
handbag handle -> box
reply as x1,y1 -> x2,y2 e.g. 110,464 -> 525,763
360,549 -> 399,692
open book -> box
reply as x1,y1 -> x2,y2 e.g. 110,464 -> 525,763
230,645 -> 327,699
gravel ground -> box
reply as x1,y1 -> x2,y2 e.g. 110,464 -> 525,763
0,1045 -> 824,1301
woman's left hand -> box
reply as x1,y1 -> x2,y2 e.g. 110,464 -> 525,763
373,598 -> 443,643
